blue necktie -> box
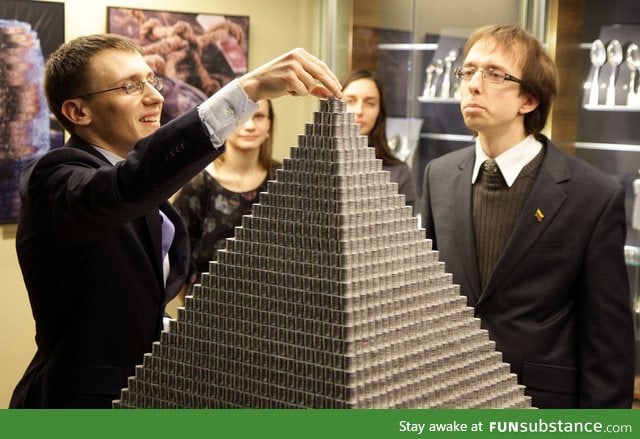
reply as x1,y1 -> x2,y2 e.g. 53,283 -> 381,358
158,210 -> 175,286
159,210 -> 175,259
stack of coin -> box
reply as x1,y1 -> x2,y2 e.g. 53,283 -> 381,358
0,20 -> 50,222
114,96 -> 531,409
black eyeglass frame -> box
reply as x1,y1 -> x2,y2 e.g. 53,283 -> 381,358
72,77 -> 164,99
454,67 -> 523,85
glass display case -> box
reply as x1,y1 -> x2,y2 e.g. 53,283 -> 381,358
339,0 -> 640,377
559,0 -> 640,369
344,0 -> 544,215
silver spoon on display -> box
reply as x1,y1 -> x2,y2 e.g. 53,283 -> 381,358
440,49 -> 458,98
588,39 -> 606,106
626,43 -> 640,106
422,64 -> 435,98
432,59 -> 444,98
605,39 -> 623,106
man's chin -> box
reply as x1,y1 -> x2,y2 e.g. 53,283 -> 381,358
141,125 -> 161,136
462,116 -> 483,132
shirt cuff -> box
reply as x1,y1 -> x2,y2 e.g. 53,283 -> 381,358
197,79 -> 259,148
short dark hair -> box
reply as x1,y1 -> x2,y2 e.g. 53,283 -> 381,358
45,34 -> 142,133
463,24 -> 559,136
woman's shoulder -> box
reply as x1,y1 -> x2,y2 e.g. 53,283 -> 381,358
177,170 -> 223,200
382,160 -> 411,177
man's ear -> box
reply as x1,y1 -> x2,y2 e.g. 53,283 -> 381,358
519,94 -> 539,115
61,99 -> 92,126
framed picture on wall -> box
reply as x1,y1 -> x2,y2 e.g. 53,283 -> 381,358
108,7 -> 249,124
0,0 -> 65,223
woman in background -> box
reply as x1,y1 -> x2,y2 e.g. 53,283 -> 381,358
173,99 -> 280,292
342,69 -> 417,212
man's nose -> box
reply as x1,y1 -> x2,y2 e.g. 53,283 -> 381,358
467,70 -> 484,90
144,84 -> 165,103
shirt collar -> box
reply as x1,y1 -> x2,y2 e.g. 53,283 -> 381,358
471,135 -> 542,187
92,145 -> 124,166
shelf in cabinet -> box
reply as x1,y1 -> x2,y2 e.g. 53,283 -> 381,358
377,43 -> 438,51
574,141 -> 640,152
420,133 -> 473,142
582,104 -> 640,112
417,96 -> 460,104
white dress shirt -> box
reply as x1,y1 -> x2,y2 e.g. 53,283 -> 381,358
471,135 -> 543,187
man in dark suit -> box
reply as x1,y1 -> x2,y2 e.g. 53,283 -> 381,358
10,34 -> 341,408
421,24 -> 635,408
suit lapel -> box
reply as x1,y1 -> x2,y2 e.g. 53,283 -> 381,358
453,151 -> 483,304
478,143 -> 570,305
70,135 -> 169,296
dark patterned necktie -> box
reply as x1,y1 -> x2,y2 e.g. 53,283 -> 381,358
482,159 -> 499,175
480,159 -> 504,190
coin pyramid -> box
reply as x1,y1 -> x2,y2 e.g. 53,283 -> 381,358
114,98 -> 531,409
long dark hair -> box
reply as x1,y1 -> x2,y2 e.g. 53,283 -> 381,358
342,70 -> 402,166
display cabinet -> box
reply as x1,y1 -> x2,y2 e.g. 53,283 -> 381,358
345,0 -> 640,376
562,0 -> 640,371
347,0 -> 542,214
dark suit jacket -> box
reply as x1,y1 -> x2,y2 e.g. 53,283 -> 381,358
10,108 -> 221,408
421,136 -> 635,408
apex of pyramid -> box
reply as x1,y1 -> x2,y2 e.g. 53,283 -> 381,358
320,95 -> 347,113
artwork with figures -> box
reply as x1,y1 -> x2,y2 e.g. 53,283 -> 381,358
108,7 -> 249,124
0,0 -> 65,223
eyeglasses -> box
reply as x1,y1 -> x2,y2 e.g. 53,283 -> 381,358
454,67 -> 523,85
73,77 -> 164,99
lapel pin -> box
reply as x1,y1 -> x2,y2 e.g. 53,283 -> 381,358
535,208 -> 544,223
